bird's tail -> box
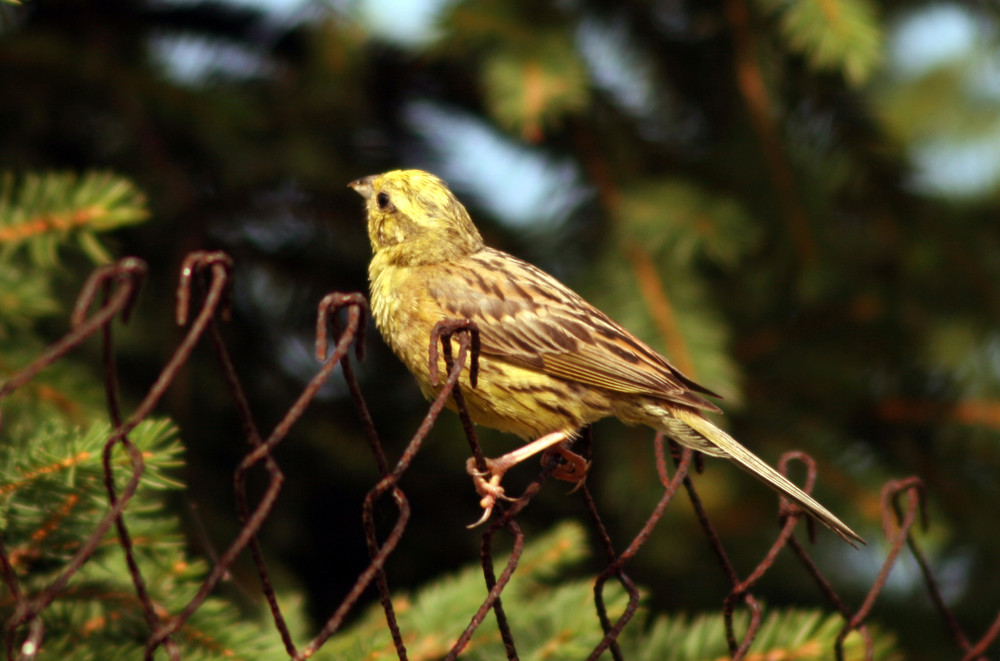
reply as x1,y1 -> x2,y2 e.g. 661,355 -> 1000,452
665,407 -> 864,547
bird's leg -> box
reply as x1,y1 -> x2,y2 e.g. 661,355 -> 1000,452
465,429 -> 574,527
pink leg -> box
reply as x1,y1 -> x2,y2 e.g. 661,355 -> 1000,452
465,429 -> 575,527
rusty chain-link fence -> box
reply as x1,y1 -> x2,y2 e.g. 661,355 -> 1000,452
2,252 -> 998,660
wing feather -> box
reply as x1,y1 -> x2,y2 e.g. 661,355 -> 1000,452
426,248 -> 720,412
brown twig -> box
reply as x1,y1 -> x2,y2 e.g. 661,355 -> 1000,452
724,0 -> 816,264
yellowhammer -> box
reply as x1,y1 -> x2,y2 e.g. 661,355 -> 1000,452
350,169 -> 862,545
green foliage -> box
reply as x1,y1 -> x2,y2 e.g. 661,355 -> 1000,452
756,0 -> 883,85
0,261 -> 59,337
616,180 -> 761,270
316,522 -> 599,660
0,172 -> 148,266
0,173 -> 300,659
0,171 -> 148,337
0,413 -> 295,658
482,32 -> 590,141
326,522 -> 900,660
0,418 -> 181,532
877,66 -> 1000,144
639,607 -> 899,660
0,332 -> 109,435
438,2 -> 589,140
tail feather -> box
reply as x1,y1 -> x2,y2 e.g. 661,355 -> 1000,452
668,408 -> 864,547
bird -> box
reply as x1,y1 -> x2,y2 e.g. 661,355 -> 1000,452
349,168 -> 862,546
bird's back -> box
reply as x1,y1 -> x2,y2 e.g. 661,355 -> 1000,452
370,245 -> 722,437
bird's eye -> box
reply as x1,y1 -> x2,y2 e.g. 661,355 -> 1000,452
376,192 -> 391,210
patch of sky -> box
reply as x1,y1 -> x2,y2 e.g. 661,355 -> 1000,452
354,0 -> 456,47
888,4 -> 1000,200
823,521 -> 971,602
232,263 -> 347,395
967,51 -> 1000,102
146,0 -> 325,20
233,263 -> 296,324
576,14 -> 700,145
278,332 -> 347,398
888,4 -> 983,79
576,16 -> 657,119
909,134 -> 1000,199
150,33 -> 279,83
405,101 -> 591,231
148,0 -> 331,82
233,0 -> 319,15
214,210 -> 317,254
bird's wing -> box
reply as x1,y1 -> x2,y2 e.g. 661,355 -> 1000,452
425,248 -> 720,412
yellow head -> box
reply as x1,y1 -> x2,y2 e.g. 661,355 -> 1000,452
349,169 -> 484,266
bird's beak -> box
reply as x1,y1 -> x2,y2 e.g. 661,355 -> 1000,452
348,176 -> 374,199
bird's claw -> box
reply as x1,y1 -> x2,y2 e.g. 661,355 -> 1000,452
468,505 -> 493,528
565,474 -> 589,494
465,456 -> 515,528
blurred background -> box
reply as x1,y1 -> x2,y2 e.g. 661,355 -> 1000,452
2,0 -> 999,657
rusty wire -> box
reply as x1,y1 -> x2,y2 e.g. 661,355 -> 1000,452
1,253 -> 998,660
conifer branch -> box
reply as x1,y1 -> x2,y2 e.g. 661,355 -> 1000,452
322,522 -> 901,660
0,172 -> 149,265
755,0 -> 883,85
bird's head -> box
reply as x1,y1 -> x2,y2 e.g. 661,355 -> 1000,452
349,169 -> 484,266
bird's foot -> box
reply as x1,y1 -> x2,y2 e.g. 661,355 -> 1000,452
465,456 -> 516,528
544,446 -> 591,493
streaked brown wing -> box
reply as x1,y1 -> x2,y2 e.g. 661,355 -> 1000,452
426,248 -> 720,413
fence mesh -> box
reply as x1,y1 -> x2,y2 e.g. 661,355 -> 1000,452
1,253 -> 998,660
